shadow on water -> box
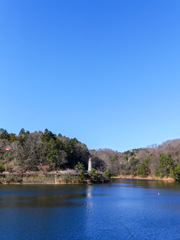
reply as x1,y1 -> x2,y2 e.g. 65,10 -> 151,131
0,184 -> 109,209
112,178 -> 180,190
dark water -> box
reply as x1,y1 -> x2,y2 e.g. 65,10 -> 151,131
0,180 -> 180,240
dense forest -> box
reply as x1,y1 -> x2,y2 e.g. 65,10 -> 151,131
0,128 -> 89,172
0,128 -> 180,181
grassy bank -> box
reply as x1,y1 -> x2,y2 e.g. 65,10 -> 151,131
112,175 -> 175,182
0,173 -> 109,185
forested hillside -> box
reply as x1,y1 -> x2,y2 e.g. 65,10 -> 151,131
0,128 -> 89,172
0,128 -> 180,181
90,140 -> 180,180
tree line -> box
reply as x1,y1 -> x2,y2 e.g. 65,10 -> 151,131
0,128 -> 180,181
90,139 -> 180,181
0,128 -> 89,172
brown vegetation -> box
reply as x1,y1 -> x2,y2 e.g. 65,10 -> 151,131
1,128 -> 180,181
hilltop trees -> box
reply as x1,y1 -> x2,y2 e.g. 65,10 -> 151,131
90,140 -> 180,181
0,129 -> 9,140
1,128 -> 180,181
0,128 -> 89,172
47,138 -> 67,168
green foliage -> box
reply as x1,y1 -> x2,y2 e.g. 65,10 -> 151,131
10,133 -> 16,142
40,132 -> 65,168
47,139 -> 62,166
155,153 -> 174,177
123,151 -> 130,161
18,130 -> 30,145
132,148 -> 142,153
89,168 -> 105,183
136,154 -> 153,177
123,150 -> 130,155
175,151 -> 179,156
0,129 -> 9,140
89,168 -> 98,182
123,150 -> 135,161
2,128 -> 180,182
111,155 -> 118,163
75,162 -> 85,171
171,164 -> 180,181
41,129 -> 56,142
18,136 -> 24,145
146,153 -> 154,161
127,157 -> 140,174
0,128 -> 5,134
64,138 -> 79,167
104,170 -> 112,179
0,128 -> 89,172
132,158 -> 139,165
19,128 -> 25,135
137,161 -> 150,177
75,162 -> 85,181
0,163 -> 5,172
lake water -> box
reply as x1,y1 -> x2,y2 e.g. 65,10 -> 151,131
0,180 -> 180,240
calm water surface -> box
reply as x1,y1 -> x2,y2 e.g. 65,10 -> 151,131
0,180 -> 180,240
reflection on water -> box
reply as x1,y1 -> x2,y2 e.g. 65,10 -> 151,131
0,180 -> 180,240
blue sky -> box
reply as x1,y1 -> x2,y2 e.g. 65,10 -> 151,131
0,0 -> 180,151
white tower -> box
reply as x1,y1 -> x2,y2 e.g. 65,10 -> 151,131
88,158 -> 92,172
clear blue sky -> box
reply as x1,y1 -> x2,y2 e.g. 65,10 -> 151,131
1,0 -> 180,152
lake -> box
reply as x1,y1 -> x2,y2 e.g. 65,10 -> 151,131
0,180 -> 180,240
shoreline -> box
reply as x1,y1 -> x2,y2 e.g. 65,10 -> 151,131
112,175 -> 175,182
0,173 -> 108,185
0,173 -> 176,184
